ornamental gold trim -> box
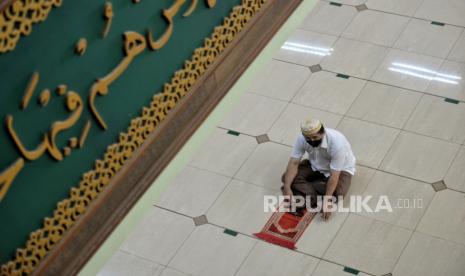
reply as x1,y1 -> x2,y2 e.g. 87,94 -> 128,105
0,0 -> 62,53
0,0 -> 267,274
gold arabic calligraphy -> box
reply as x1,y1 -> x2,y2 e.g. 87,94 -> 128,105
0,0 -> 217,202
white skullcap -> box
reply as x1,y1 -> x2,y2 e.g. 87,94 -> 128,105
301,118 -> 322,136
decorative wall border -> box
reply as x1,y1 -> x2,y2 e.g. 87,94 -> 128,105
0,0 -> 62,53
0,0 -> 298,274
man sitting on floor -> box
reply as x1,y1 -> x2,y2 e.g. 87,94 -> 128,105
281,117 -> 356,221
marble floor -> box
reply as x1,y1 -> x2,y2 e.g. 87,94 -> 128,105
99,0 -> 465,275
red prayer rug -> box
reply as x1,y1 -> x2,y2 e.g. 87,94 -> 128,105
254,208 -> 316,250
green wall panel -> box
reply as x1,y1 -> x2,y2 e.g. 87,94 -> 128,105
0,0 -> 240,263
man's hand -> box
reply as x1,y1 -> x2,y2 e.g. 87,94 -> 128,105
282,186 -> 294,210
283,186 -> 293,197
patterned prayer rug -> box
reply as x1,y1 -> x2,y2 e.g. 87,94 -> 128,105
254,208 -> 316,249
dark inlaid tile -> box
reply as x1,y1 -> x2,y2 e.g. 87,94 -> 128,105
355,4 -> 368,11
310,64 -> 323,73
256,134 -> 270,144
330,2 -> 342,7
445,98 -> 460,104
336,73 -> 350,79
431,21 -> 445,26
193,215 -> 208,226
223,229 -> 238,236
432,180 -> 447,192
227,130 -> 240,136
343,266 -> 359,275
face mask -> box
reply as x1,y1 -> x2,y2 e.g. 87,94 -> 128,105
306,138 -> 322,147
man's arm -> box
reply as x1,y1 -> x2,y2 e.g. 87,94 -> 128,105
282,158 -> 300,196
285,135 -> 305,196
325,170 -> 341,197
322,169 -> 341,221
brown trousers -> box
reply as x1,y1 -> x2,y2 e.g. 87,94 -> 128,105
281,159 -> 352,207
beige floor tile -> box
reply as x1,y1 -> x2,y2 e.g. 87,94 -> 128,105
292,71 -> 366,115
311,260 -> 370,276
268,103 -> 342,146
448,30 -> 465,63
417,190 -> 465,245
324,214 -> 412,275
299,1 -> 357,36
296,211 -> 349,258
393,232 -> 465,276
218,93 -> 287,136
247,59 -> 311,101
275,29 -> 338,67
445,146 -> 465,192
321,38 -> 389,79
189,128 -> 257,177
337,117 -> 400,168
155,166 -> 230,217
394,19 -> 462,58
426,60 -> 465,102
206,180 -> 278,235
347,82 -> 422,128
99,250 -> 164,276
415,0 -> 465,27
404,94 -> 465,144
236,241 -> 319,276
360,171 -> 435,229
160,267 -> 190,276
380,131 -> 459,183
366,0 -> 424,16
168,224 -> 256,276
235,142 -> 292,190
120,207 -> 195,265
342,10 -> 410,47
371,49 -> 444,91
